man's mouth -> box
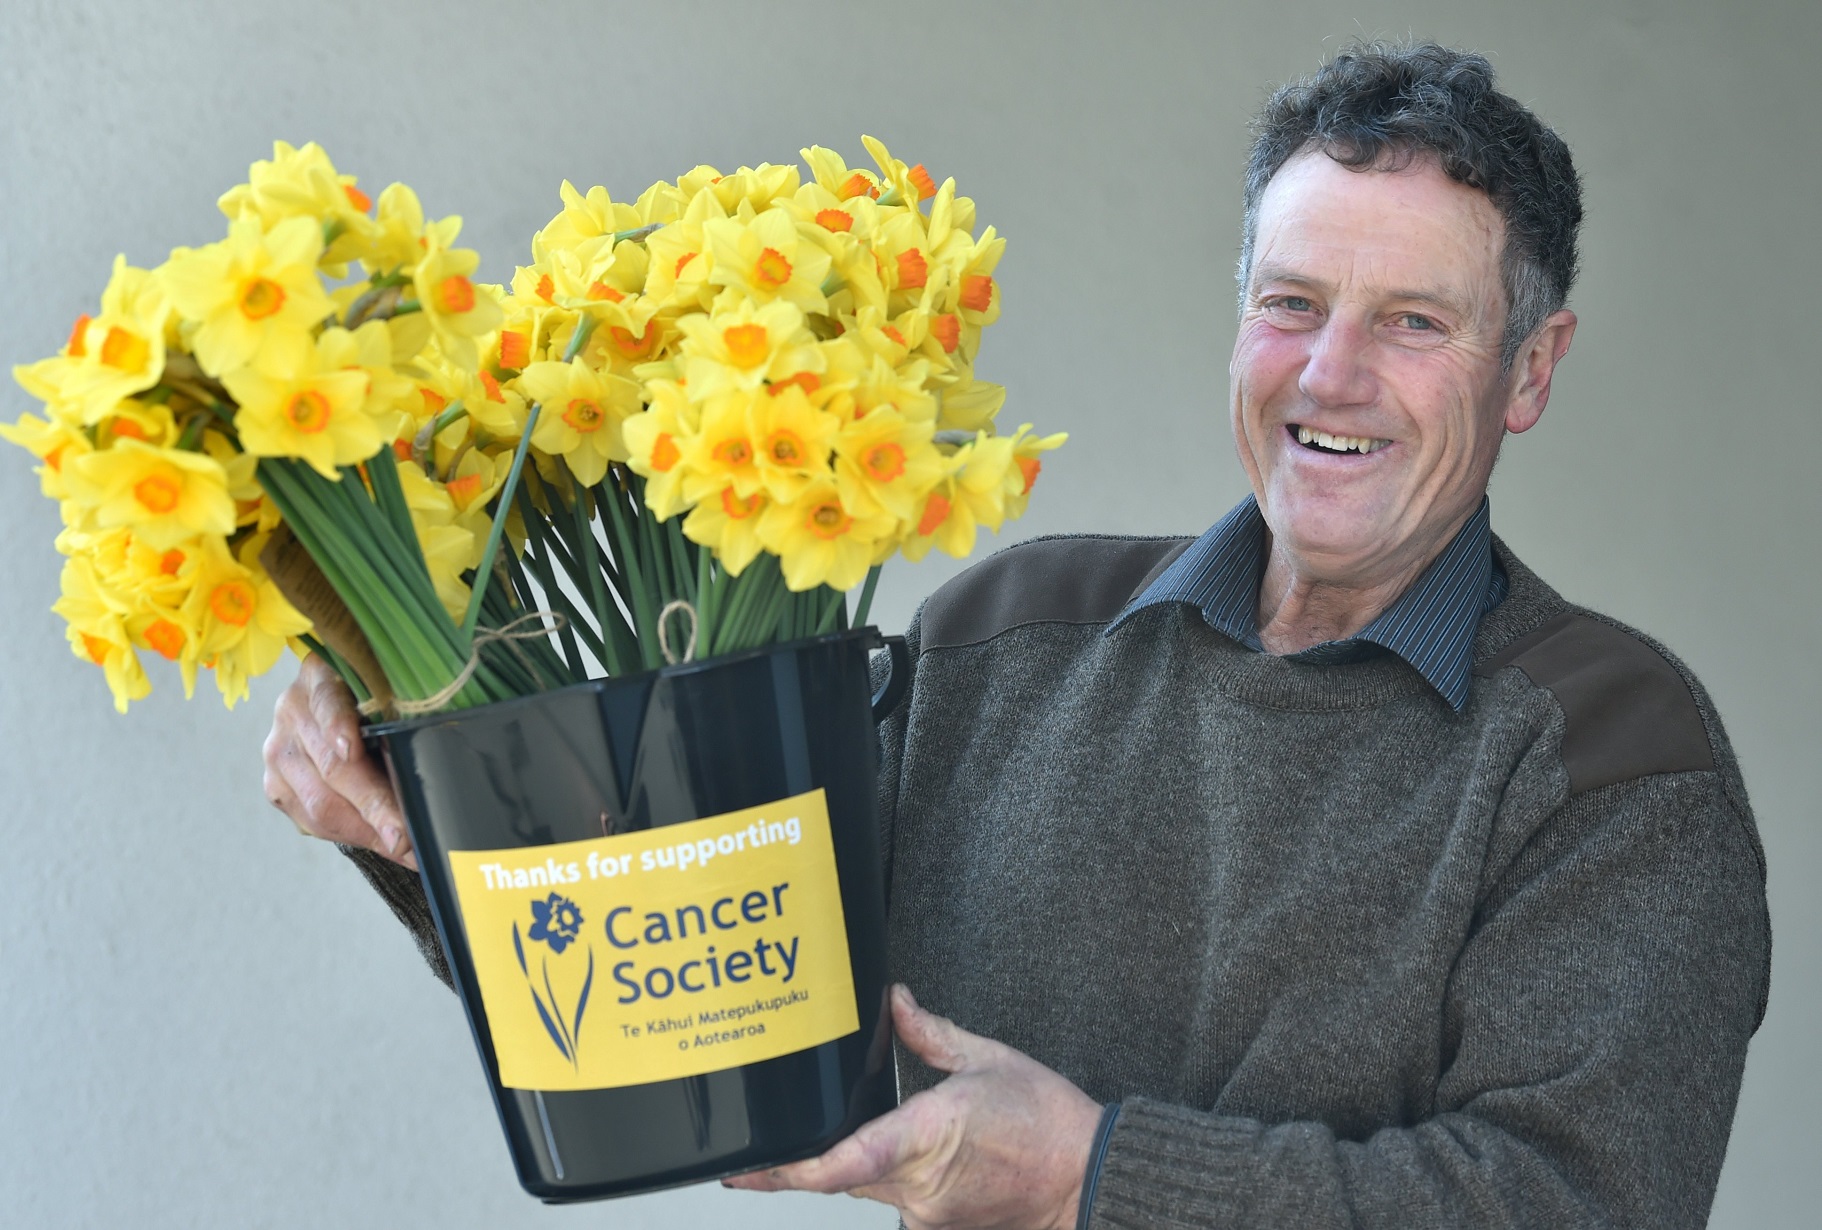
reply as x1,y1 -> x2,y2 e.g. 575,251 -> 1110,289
1291,425 -> 1391,456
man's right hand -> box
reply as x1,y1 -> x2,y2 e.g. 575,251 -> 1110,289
263,654 -> 414,869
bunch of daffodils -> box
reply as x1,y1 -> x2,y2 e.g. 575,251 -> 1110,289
5,139 -> 1062,715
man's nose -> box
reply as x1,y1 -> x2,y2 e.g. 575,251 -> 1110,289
1297,316 -> 1377,408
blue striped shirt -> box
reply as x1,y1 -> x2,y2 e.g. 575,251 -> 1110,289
1108,496 -> 1507,711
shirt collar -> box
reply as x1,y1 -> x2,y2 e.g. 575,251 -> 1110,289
1107,495 -> 1506,712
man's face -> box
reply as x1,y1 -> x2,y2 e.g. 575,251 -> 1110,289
1231,149 -> 1523,583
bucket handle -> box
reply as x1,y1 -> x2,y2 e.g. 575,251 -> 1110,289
870,636 -> 911,723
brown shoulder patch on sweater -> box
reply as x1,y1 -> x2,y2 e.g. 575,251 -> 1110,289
1476,613 -> 1715,794
921,535 -> 1192,651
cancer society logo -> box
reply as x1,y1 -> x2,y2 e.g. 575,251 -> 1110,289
513,893 -> 593,1066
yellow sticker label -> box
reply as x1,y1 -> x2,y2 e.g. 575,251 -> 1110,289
447,788 -> 859,1091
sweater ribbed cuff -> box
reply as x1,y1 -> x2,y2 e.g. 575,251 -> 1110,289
1075,1101 -> 1121,1230
1083,1096 -> 1267,1228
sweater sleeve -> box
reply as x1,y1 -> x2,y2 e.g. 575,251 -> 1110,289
870,604 -> 922,902
1085,772 -> 1768,1230
339,844 -> 453,989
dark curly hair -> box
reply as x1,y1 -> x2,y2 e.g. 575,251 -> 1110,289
1240,42 -> 1583,371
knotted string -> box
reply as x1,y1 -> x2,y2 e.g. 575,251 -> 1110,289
359,611 -> 567,720
657,599 -> 699,665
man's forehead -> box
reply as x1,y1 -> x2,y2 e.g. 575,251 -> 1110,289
1250,150 -> 1505,304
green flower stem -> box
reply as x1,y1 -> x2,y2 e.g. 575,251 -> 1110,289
595,468 -> 660,669
563,316 -> 599,363
258,464 -> 444,697
462,403 -> 542,640
666,519 -> 696,604
502,545 -> 586,684
476,584 -> 558,694
511,524 -> 592,678
521,474 -> 639,672
570,485 -> 625,677
282,465 -> 490,704
300,633 -> 369,703
516,540 -> 614,671
330,467 -> 464,643
852,564 -> 882,630
363,447 -> 430,578
693,544 -> 714,652
814,585 -> 845,635
707,563 -> 759,658
482,571 -> 573,691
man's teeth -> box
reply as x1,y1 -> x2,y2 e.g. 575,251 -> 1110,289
1295,426 -> 1389,455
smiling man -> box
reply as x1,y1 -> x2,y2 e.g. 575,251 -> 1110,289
267,41 -> 1769,1230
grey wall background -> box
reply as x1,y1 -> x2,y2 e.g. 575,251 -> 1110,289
1,1 -> 1814,1225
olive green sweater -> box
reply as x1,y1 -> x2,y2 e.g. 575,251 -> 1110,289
351,534 -> 1768,1228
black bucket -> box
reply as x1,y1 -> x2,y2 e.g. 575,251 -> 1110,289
365,627 -> 908,1201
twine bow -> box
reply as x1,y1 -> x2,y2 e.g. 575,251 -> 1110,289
359,612 -> 567,719
657,600 -> 699,665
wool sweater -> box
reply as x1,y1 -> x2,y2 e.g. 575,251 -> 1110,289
349,532 -> 1768,1228
876,533 -> 1767,1229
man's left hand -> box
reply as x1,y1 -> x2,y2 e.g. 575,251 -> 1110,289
724,984 -> 1103,1230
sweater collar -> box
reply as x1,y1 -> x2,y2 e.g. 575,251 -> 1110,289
1108,495 -> 1506,712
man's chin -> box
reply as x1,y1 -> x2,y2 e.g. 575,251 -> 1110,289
1260,499 -> 1409,578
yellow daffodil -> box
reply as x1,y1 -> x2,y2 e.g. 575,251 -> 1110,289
834,406 -> 943,523
183,535 -> 311,708
800,145 -> 882,204
899,433 -> 1016,562
1003,424 -> 1069,520
28,258 -> 173,426
221,343 -> 381,479
0,411 -> 91,500
860,135 -> 938,205
756,480 -> 896,591
643,217 -> 716,312
62,439 -> 236,549
161,215 -> 334,378
411,242 -> 504,373
320,320 -> 414,429
55,554 -> 151,712
678,389 -> 765,504
936,376 -> 1006,432
682,483 -> 770,576
519,357 -> 642,487
703,209 -> 830,315
397,463 -> 482,620
622,381 -> 696,521
361,182 -> 432,275
746,382 -> 837,503
940,225 -> 1005,328
677,298 -> 822,400
216,140 -> 380,275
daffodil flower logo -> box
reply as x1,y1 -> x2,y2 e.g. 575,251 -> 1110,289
512,894 -> 594,1066
528,893 -> 584,954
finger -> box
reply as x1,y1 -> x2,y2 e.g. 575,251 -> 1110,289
301,655 -> 361,768
295,659 -> 408,856
723,1113 -> 911,1194
892,983 -> 993,1075
273,735 -> 394,855
318,742 -> 407,855
262,768 -> 310,836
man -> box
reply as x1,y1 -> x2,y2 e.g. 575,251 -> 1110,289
267,43 -> 1769,1229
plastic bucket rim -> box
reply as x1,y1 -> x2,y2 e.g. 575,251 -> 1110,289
360,624 -> 888,743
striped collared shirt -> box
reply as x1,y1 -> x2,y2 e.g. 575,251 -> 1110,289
1108,495 -> 1507,711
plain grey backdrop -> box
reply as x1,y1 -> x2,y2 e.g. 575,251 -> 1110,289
2,1 -> 1815,1226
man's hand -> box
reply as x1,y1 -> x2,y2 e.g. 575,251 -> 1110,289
262,654 -> 413,868
725,985 -> 1103,1230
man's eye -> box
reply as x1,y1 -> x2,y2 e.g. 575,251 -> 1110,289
1280,296 -> 1313,312
1400,313 -> 1436,331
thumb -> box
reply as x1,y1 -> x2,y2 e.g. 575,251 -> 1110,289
891,983 -> 995,1075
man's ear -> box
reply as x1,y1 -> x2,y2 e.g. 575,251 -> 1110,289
1504,309 -> 1576,435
